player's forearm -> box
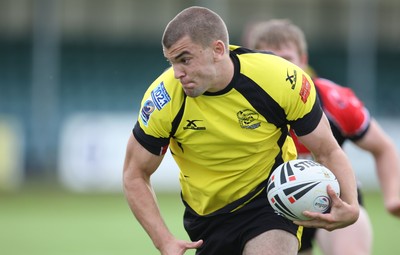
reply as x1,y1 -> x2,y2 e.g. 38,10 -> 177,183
374,142 -> 400,206
123,174 -> 174,250
319,148 -> 359,207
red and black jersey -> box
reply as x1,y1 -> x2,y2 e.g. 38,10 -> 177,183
291,77 -> 370,157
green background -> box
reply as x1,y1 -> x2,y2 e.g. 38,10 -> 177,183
2,183 -> 399,255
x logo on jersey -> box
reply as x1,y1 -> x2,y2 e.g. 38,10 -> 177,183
286,69 -> 297,89
183,120 -> 206,130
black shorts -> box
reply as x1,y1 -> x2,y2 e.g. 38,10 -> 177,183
183,190 -> 302,255
299,186 -> 364,252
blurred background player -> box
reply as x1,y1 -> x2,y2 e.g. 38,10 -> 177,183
243,19 -> 400,255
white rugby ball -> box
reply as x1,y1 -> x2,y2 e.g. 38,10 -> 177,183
267,159 -> 340,221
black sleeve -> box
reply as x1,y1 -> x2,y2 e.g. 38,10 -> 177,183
132,121 -> 170,156
289,98 -> 324,136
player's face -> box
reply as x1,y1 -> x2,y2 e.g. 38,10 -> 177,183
163,36 -> 219,98
256,42 -> 307,69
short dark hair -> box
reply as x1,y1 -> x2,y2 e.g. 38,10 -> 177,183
162,6 -> 229,50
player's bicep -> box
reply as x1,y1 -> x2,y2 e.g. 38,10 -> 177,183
297,113 -> 340,160
123,133 -> 164,182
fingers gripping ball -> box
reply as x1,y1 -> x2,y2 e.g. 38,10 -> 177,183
267,159 -> 340,221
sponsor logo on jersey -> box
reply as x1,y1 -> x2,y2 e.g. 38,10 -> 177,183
300,74 -> 311,103
183,120 -> 206,130
151,82 -> 171,110
237,109 -> 261,129
140,99 -> 155,126
286,69 -> 297,89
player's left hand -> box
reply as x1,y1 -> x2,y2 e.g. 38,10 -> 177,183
293,185 -> 359,231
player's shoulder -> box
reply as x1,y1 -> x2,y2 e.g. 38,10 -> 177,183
147,67 -> 185,100
313,77 -> 343,90
313,77 -> 357,97
230,45 -> 299,79
229,44 -> 281,62
313,77 -> 362,103
314,77 -> 370,135
142,67 -> 186,116
139,68 -> 185,129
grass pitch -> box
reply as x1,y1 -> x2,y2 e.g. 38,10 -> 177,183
1,183 -> 399,255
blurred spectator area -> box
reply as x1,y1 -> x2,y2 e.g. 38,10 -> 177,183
0,0 -> 399,180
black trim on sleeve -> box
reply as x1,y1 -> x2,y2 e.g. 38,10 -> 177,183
289,98 -> 323,136
133,93 -> 187,155
133,122 -> 170,155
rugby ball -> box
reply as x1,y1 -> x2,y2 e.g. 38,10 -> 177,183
267,159 -> 340,221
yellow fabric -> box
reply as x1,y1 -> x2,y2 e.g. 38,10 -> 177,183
297,225 -> 304,250
137,46 -> 319,215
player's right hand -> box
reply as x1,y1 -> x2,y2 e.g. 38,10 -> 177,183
294,185 -> 359,231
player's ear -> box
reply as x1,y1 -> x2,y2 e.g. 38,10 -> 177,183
212,40 -> 226,60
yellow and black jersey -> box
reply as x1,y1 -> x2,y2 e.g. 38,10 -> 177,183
133,45 -> 322,216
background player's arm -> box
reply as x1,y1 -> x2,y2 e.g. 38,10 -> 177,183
122,134 -> 203,254
354,119 -> 400,217
295,113 -> 359,230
